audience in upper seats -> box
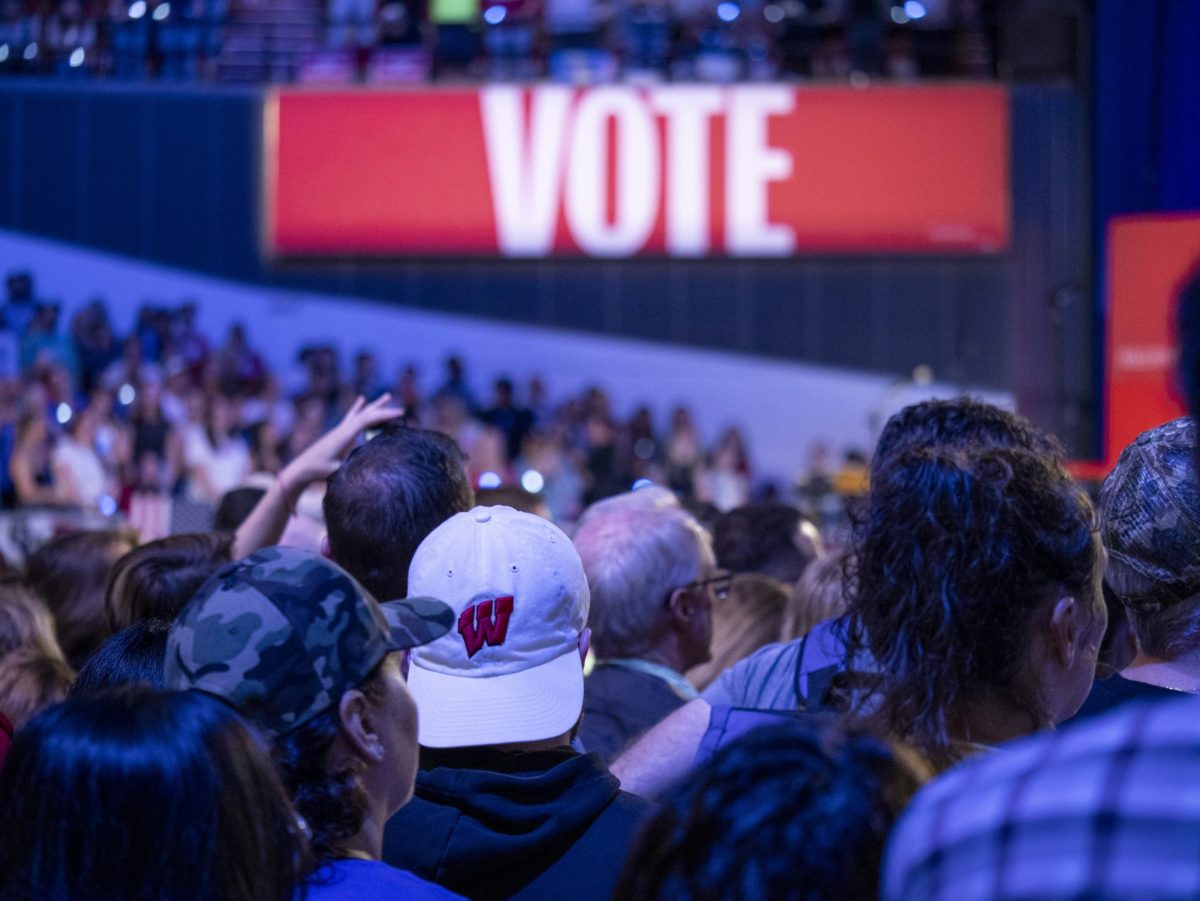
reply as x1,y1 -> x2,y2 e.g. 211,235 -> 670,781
70,618 -> 170,696
323,424 -> 474,601
24,528 -> 136,668
573,501 -> 721,762
611,398 -> 1081,795
164,547 -> 462,900
621,718 -> 931,901
384,506 -> 654,900
1073,417 -> 1200,718
0,687 -> 303,901
0,647 -> 74,730
884,694 -> 1200,900
685,573 -> 790,693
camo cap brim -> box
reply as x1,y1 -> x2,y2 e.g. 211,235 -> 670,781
164,547 -> 454,735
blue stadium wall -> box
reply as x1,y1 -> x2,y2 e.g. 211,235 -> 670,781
0,82 -> 1091,453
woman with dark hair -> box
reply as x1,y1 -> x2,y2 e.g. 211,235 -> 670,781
0,687 -> 303,900
845,445 -> 1106,769
70,619 -> 170,696
24,528 -> 137,668
617,718 -> 930,901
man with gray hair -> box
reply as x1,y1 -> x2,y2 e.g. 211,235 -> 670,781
573,499 -> 724,762
1073,416 -> 1200,718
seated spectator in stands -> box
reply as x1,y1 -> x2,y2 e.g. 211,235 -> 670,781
323,424 -> 473,600
214,323 -> 266,397
779,550 -> 851,641
51,403 -> 114,512
0,647 -> 74,730
384,506 -> 653,900
573,503 -> 719,762
9,408 -> 57,506
699,426 -> 751,512
0,687 -> 302,900
19,303 -> 79,382
687,572 -> 790,693
712,502 -> 820,584
165,547 -> 460,899
70,618 -> 169,696
612,398 -> 1075,796
182,393 -> 251,504
481,377 -> 535,463
0,581 -> 65,663
25,528 -> 136,668
884,694 -> 1200,900
1073,417 -> 1200,718
621,719 -> 931,901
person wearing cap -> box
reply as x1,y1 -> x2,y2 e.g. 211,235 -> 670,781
164,546 -> 465,900
381,505 -> 654,901
1072,417 -> 1200,720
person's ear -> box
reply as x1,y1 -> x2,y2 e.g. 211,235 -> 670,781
338,689 -> 385,765
1048,594 -> 1081,669
319,533 -> 333,561
578,627 -> 592,665
667,587 -> 696,630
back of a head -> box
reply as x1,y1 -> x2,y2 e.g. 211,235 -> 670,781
850,445 -> 1099,765
873,398 -> 1064,478
71,619 -> 170,697
1100,417 -> 1200,658
0,648 -> 74,731
573,504 -> 713,658
781,552 -> 851,641
105,532 -> 235,632
712,503 -> 812,583
0,582 -> 65,663
617,719 -> 929,901
25,530 -> 136,668
324,426 -> 473,599
577,484 -> 680,527
0,687 -> 301,901
214,487 -> 267,532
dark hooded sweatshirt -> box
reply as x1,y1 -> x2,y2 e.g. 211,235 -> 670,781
381,746 -> 653,901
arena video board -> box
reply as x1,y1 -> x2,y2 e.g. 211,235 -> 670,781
265,85 -> 1009,259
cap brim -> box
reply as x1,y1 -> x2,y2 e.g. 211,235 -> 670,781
380,596 -> 455,650
407,647 -> 584,748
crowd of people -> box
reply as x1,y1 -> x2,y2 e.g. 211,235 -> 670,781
0,0 -> 997,82
0,270 -> 874,545
2,266 -> 1200,900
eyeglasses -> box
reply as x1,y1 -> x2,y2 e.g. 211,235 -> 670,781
684,571 -> 733,601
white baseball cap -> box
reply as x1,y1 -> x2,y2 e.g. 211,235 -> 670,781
406,505 -> 590,748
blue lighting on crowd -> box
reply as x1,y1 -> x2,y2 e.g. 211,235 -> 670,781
904,0 -> 927,19
478,471 -> 502,489
520,470 -> 545,493
483,5 -> 506,24
717,2 -> 739,22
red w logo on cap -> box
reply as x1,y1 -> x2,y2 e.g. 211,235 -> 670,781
458,596 -> 514,658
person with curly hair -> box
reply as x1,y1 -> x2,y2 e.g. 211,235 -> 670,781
618,718 -> 930,901
845,444 -> 1105,768
164,547 -> 463,900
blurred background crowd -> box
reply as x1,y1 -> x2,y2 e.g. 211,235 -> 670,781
0,0 -> 1004,84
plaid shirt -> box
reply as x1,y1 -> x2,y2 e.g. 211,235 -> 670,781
884,695 -> 1200,900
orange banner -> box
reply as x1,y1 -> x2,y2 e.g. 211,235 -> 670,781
265,85 -> 1010,258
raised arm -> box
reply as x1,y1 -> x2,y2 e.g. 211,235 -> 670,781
232,394 -> 402,560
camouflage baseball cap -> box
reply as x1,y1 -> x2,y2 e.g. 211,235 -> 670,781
164,546 -> 454,735
1101,417 -> 1200,611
